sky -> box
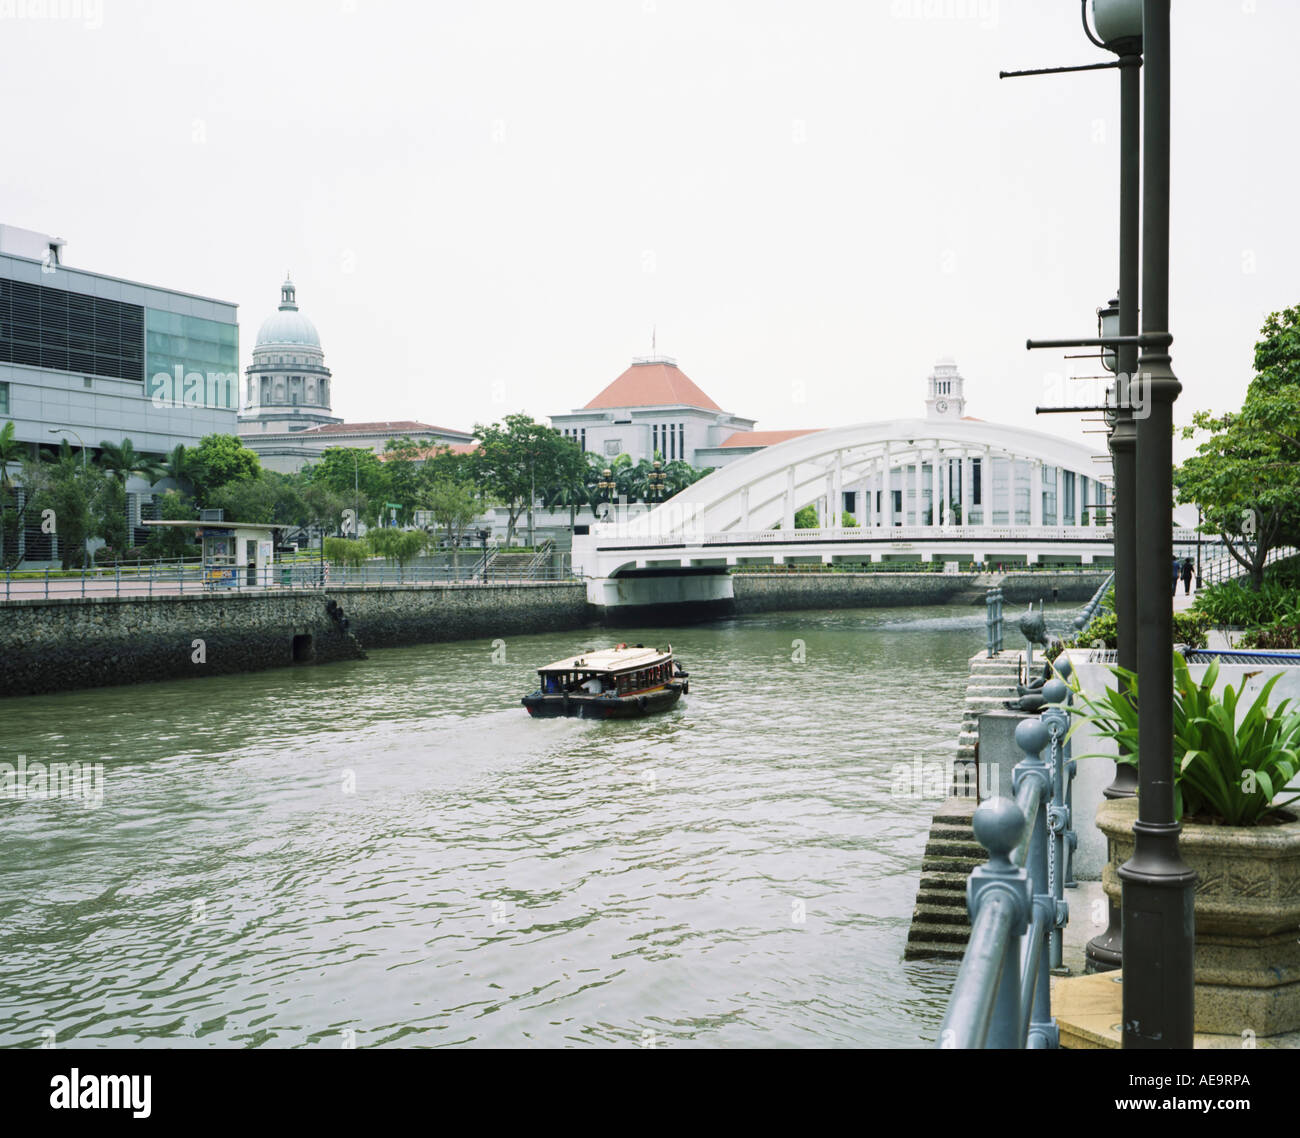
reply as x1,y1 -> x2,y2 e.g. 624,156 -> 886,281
3,0 -> 1295,460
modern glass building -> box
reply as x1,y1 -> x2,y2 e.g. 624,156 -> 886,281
0,224 -> 240,460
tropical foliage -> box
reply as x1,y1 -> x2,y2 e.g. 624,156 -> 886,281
1174,306 -> 1300,588
1068,655 -> 1300,826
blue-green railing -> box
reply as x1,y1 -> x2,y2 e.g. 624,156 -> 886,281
938,667 -> 1075,1049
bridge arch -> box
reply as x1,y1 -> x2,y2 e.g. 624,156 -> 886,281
603,416 -> 1109,540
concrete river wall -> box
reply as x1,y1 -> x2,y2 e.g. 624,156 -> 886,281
731,570 -> 1109,614
0,571 -> 1107,698
0,582 -> 592,698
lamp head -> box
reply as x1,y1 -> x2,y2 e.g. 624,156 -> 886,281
1097,295 -> 1120,374
1092,0 -> 1142,53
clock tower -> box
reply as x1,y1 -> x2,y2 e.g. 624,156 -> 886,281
925,357 -> 966,421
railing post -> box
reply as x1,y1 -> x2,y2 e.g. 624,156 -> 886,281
1013,716 -> 1060,1049
1040,681 -> 1074,976
938,797 -> 1033,1048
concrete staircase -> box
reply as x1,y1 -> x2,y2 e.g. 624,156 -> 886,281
904,796 -> 982,960
904,649 -> 1023,962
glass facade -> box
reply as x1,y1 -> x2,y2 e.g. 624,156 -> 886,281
0,279 -> 144,381
145,309 -> 239,409
0,381 -> 8,415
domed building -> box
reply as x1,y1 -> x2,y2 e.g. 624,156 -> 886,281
238,276 -> 341,436
238,277 -> 471,473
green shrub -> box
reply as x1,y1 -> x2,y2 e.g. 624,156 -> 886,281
1051,608 -> 1208,656
324,537 -> 369,567
1068,655 -> 1300,825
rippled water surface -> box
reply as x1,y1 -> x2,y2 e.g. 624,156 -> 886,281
0,603 -> 1033,1048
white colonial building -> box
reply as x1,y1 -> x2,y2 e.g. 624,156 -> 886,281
550,355 -> 757,468
238,277 -> 471,472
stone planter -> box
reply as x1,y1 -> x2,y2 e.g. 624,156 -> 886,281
1098,796 -> 1300,1037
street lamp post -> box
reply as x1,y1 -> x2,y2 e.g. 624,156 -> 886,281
597,467 -> 617,522
648,460 -> 666,504
1119,0 -> 1196,1049
1086,0 -> 1146,981
48,428 -> 91,569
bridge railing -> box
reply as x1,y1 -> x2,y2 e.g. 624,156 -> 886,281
938,676 -> 1075,1049
591,524 -> 1117,546
0,561 -> 580,601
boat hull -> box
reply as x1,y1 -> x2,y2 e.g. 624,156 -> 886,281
522,683 -> 684,719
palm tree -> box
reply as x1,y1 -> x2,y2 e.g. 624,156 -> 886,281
98,439 -> 165,554
0,421 -> 27,567
156,443 -> 193,496
98,438 -> 165,484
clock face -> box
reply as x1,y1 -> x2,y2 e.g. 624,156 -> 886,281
936,399 -> 949,414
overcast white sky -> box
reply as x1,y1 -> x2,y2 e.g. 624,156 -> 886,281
4,1 -> 1294,459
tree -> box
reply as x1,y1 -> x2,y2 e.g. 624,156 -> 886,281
303,447 -> 388,528
188,434 -> 262,504
1175,305 -> 1300,588
0,421 -> 27,568
22,442 -> 104,568
98,438 -> 165,484
382,437 -> 425,524
156,443 -> 195,497
144,490 -> 199,559
95,438 -> 165,553
794,504 -> 819,528
299,480 -> 348,540
471,414 -> 573,547
367,527 -> 427,568
207,470 -> 305,526
425,477 -> 483,567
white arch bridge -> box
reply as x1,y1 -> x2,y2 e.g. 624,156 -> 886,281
572,417 -> 1135,611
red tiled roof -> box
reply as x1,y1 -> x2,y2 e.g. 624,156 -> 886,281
300,420 -> 471,437
377,442 -> 479,462
719,429 -> 820,448
585,360 -> 722,412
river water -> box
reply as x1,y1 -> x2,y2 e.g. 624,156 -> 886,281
0,602 -> 1038,1049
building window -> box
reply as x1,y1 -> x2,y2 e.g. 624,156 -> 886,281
972,458 -> 982,506
0,278 -> 144,381
678,424 -> 685,463
0,381 -> 8,415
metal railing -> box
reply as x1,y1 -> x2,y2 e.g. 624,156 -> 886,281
986,587 -> 1004,657
728,561 -> 1110,575
593,523 -> 1117,547
938,673 -> 1075,1049
1,559 -> 579,601
1071,570 -> 1115,631
1196,545 -> 1298,589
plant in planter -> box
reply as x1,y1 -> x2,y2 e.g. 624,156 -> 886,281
1067,652 -> 1300,1035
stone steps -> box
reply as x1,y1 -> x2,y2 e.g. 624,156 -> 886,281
903,650 -> 1017,961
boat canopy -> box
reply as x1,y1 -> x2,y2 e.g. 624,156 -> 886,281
537,644 -> 670,675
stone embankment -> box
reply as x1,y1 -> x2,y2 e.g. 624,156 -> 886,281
732,570 -> 1108,614
0,570 -> 1099,698
0,582 -> 591,698
903,649 -> 1024,961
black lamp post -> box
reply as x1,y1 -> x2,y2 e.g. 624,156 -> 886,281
648,460 -> 667,504
597,467 -> 617,521
1118,0 -> 1196,1049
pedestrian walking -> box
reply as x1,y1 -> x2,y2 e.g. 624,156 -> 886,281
1181,556 -> 1194,595
1171,556 -> 1181,597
